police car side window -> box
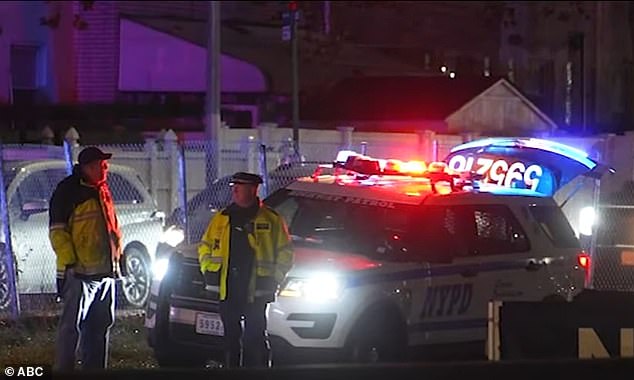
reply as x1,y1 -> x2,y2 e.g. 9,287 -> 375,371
414,206 -> 467,262
468,205 -> 530,256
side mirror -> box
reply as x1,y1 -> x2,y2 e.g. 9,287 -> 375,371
21,199 -> 49,220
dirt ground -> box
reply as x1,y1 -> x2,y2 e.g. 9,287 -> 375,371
0,310 -> 158,369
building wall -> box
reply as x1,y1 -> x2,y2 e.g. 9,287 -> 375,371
73,0 -> 119,103
500,1 -> 634,132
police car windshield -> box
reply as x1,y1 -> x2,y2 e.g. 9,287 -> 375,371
265,189 -> 417,261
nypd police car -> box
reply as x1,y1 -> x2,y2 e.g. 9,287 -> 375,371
145,151 -> 588,366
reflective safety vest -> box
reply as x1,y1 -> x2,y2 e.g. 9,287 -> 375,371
198,202 -> 293,302
49,169 -> 122,280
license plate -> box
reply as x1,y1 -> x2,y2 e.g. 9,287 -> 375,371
195,312 -> 224,336
621,250 -> 634,266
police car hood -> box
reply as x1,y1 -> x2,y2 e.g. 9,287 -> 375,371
287,246 -> 382,277
173,243 -> 382,274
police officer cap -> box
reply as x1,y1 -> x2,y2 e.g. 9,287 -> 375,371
230,172 -> 263,185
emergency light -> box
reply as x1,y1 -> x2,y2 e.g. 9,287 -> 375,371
321,150 -> 482,194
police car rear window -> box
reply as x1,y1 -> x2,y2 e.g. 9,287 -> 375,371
529,205 -> 579,248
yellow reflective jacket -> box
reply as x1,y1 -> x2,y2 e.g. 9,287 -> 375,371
48,167 -> 123,281
198,201 -> 293,302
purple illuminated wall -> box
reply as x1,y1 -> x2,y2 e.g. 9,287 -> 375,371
118,19 -> 267,93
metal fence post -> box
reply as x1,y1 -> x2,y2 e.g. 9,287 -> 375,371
63,140 -> 74,175
0,143 -> 20,319
177,143 -> 189,245
145,137 -> 159,198
165,130 -> 180,215
259,144 -> 270,198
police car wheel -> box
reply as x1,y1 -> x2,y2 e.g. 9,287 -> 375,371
0,257 -> 10,311
121,247 -> 151,308
347,313 -> 406,363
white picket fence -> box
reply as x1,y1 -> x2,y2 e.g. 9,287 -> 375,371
54,125 -> 634,216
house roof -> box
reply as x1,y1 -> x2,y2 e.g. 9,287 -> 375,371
303,75 -> 501,121
447,78 -> 558,132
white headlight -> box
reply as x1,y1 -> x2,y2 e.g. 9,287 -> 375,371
579,206 -> 596,236
152,258 -> 170,281
160,226 -> 185,247
279,272 -> 343,301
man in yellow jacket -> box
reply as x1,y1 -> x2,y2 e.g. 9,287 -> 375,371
49,147 -> 125,371
199,172 -> 293,368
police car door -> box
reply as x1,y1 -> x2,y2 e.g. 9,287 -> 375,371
429,203 -> 533,345
411,205 -> 484,346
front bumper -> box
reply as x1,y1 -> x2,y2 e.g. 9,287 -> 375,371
267,292 -> 362,350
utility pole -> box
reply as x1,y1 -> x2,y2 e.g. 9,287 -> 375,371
205,1 -> 222,184
290,1 -> 300,157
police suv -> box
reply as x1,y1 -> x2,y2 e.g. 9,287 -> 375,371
145,152 -> 588,366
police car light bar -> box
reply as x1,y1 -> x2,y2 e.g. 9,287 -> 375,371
450,137 -> 597,170
334,150 -> 431,177
329,150 -> 486,195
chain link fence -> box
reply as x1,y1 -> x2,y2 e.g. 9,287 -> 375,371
0,144 -> 68,319
594,181 -> 634,291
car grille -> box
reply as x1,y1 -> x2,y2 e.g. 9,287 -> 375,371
171,257 -> 220,302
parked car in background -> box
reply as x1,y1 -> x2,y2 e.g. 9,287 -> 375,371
160,161 -> 330,248
0,160 -> 164,311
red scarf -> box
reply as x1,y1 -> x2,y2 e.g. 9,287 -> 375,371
97,182 -> 122,263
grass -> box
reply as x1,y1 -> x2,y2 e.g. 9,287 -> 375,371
0,311 -> 158,369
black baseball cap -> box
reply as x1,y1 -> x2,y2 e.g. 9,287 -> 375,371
230,172 -> 263,185
78,146 -> 112,165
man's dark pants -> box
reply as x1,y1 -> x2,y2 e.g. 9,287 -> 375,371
54,275 -> 116,370
220,295 -> 271,368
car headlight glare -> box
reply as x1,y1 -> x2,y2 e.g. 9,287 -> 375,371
279,273 -> 343,301
160,225 -> 185,247
152,258 -> 170,281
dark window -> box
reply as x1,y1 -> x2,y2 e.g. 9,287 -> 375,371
265,191 -> 417,261
467,205 -> 530,255
107,173 -> 143,204
413,206 -> 469,262
11,45 -> 39,90
529,205 -> 579,248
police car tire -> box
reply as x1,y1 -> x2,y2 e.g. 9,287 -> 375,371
346,306 -> 407,363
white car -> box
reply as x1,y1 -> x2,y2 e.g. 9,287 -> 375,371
144,153 -> 587,366
0,160 -> 164,310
